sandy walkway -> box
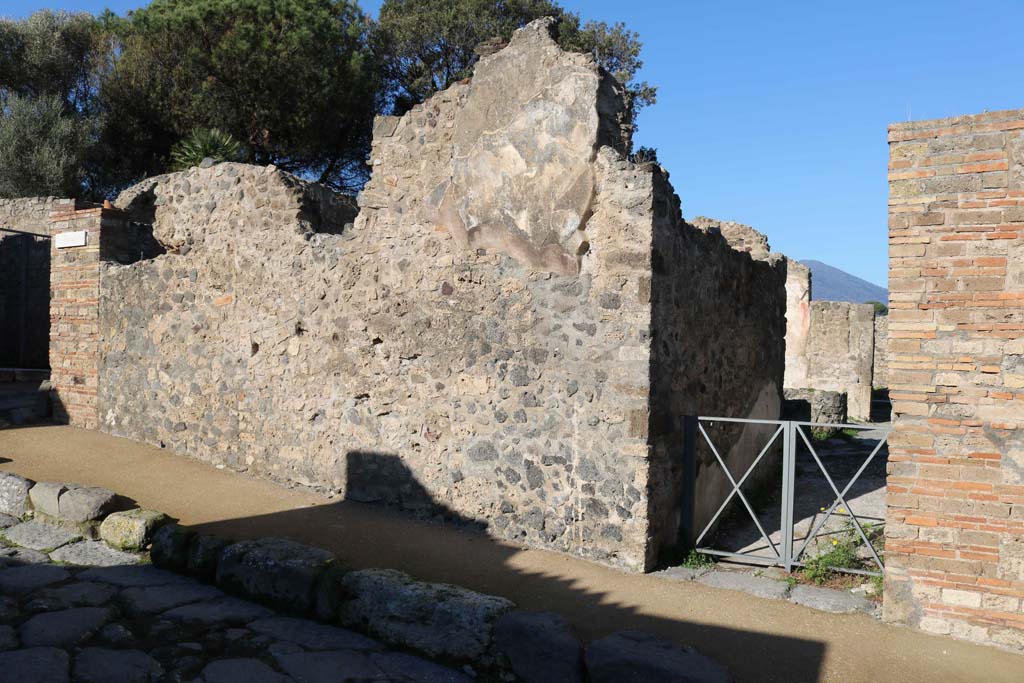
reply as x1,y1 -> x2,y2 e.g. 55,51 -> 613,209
1,424 -> 1021,682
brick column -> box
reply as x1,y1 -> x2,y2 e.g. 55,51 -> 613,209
48,201 -> 129,429
886,108 -> 1024,651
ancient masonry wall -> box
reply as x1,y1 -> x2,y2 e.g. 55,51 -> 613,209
49,202 -> 133,428
0,197 -> 58,368
803,301 -> 875,420
885,107 -> 1024,651
874,313 -> 889,388
784,260 -> 812,389
83,21 -> 785,571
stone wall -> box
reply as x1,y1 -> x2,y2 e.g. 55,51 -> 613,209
85,20 -> 785,571
688,216 -> 772,261
784,260 -> 812,389
803,301 -> 875,420
49,202 -> 134,429
873,313 -> 889,388
0,197 -> 57,368
885,107 -> 1024,651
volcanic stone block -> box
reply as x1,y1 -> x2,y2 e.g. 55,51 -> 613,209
0,473 -> 33,517
1,521 -> 81,552
493,611 -> 584,683
0,647 -> 70,683
339,568 -> 514,660
585,631 -> 731,683
185,534 -> 230,580
216,538 -> 337,613
150,524 -> 195,571
19,607 -> 114,647
99,509 -> 169,550
28,482 -> 65,518
48,541 -> 142,567
73,648 -> 164,683
57,486 -> 123,523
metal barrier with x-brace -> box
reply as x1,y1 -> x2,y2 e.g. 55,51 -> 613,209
683,416 -> 889,576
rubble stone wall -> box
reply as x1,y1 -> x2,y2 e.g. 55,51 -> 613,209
92,20 -> 785,571
803,301 -> 875,420
885,107 -> 1024,651
0,198 -> 58,368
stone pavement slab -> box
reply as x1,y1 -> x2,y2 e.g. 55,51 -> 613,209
73,647 -> 164,683
200,658 -> 293,683
0,647 -> 70,683
120,582 -> 225,616
25,581 -> 118,611
371,651 -> 476,683
0,546 -> 48,566
18,606 -> 114,647
697,571 -> 791,601
78,565 -> 193,588
48,540 -> 142,567
248,616 -> 382,652
162,597 -> 273,624
0,514 -> 18,529
790,584 -> 876,614
0,564 -> 70,593
0,624 -> 15,651
1,521 -> 80,552
274,650 -> 383,682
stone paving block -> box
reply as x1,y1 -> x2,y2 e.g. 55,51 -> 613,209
0,513 -> 19,529
120,583 -> 225,616
49,541 -> 142,567
217,538 -> 336,613
19,607 -> 113,647
162,597 -> 273,624
99,509 -> 169,551
789,584 -> 876,614
0,565 -> 70,594
0,624 -> 16,651
78,565 -> 193,588
150,524 -> 195,571
28,482 -> 66,518
200,658 -> 291,683
697,571 -> 791,601
187,534 -> 230,580
0,647 -> 70,683
73,647 -> 164,683
370,651 -> 475,683
274,650 -> 383,682
585,631 -> 731,683
651,566 -> 707,582
493,611 -> 584,683
0,546 -> 48,567
339,568 -> 514,660
57,486 -> 123,523
25,582 -> 118,611
0,473 -> 33,518
1,521 -> 81,552
248,616 -> 382,652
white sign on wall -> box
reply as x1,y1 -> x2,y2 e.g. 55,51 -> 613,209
54,230 -> 88,249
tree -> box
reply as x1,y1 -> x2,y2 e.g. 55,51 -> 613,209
170,128 -> 246,170
101,0 -> 381,192
0,94 -> 89,198
0,11 -> 109,198
867,301 -> 888,316
376,0 -> 655,140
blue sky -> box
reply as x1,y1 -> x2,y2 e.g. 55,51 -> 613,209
7,1 -> 1024,286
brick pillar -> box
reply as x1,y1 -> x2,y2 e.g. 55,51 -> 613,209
48,201 -> 129,429
885,108 -> 1024,651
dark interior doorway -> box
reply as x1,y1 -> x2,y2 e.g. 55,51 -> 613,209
0,229 -> 51,369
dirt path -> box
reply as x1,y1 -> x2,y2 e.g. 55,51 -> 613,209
2,424 -> 1021,682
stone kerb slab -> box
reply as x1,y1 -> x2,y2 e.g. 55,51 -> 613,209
0,473 -> 33,518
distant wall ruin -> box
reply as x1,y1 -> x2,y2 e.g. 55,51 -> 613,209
42,20 -> 787,571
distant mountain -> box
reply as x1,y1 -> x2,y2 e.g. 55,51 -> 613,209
801,260 -> 888,304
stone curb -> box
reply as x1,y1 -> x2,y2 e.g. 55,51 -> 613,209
653,567 -> 880,618
0,468 -> 734,682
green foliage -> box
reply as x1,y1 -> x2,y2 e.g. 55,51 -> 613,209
680,550 -> 714,569
0,94 -> 89,198
376,0 -> 655,139
100,0 -> 380,192
867,301 -> 888,315
170,128 -> 245,170
801,519 -> 883,585
810,427 -> 835,441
